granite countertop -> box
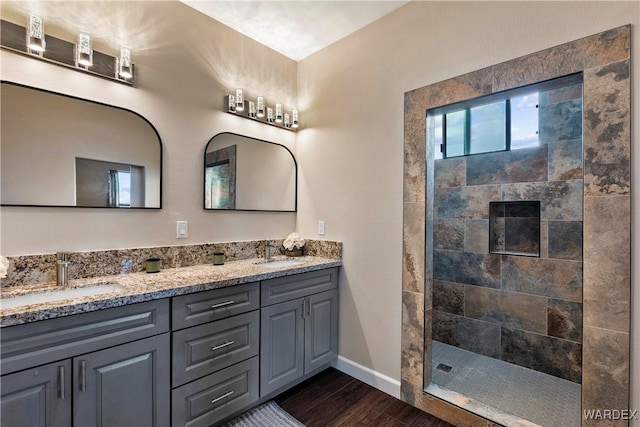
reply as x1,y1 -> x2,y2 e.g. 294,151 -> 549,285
0,255 -> 341,327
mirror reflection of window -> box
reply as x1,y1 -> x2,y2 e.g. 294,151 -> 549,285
204,145 -> 237,210
76,158 -> 144,207
205,161 -> 232,209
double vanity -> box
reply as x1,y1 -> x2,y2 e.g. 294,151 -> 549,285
0,256 -> 340,427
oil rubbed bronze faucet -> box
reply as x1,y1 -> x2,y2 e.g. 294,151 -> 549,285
56,252 -> 70,286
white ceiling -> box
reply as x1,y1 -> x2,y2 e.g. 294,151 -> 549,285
180,1 -> 410,61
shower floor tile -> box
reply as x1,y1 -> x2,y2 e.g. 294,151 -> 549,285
428,341 -> 581,427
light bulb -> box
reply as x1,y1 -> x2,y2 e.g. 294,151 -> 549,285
27,15 -> 45,53
235,89 -> 244,112
77,33 -> 93,66
256,97 -> 265,118
118,48 -> 133,79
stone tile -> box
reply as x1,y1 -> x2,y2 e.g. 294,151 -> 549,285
465,286 -> 547,334
539,220 -> 548,258
403,202 -> 425,293
583,196 -> 630,332
433,280 -> 464,315
501,180 -> 583,221
435,157 -> 466,188
433,250 -> 501,288
504,217 -> 540,255
432,310 -> 501,359
404,112 -> 426,203
433,220 -> 465,251
548,221 -> 582,261
582,326 -> 629,420
583,60 -> 631,196
424,307 -> 433,384
492,26 -> 630,91
435,185 -> 501,219
402,291 -> 424,385
547,299 -> 583,342
490,216 -> 505,253
539,99 -> 582,143
405,67 -> 493,115
465,220 -> 489,254
466,145 -> 548,186
501,327 -> 582,383
547,83 -> 583,104
502,256 -> 582,302
548,139 -> 583,181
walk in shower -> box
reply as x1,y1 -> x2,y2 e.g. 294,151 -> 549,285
400,26 -> 631,427
426,75 -> 584,426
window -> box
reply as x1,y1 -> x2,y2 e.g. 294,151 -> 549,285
432,93 -> 539,159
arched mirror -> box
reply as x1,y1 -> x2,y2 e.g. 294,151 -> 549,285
0,81 -> 162,208
204,132 -> 296,211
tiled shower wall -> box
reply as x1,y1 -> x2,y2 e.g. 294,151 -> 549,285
431,83 -> 584,383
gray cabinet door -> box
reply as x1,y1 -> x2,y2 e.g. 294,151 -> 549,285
260,298 -> 305,396
73,333 -> 170,427
304,289 -> 339,373
0,360 -> 72,427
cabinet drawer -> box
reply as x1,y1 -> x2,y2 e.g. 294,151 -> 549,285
172,282 -> 259,330
1,299 -> 169,375
261,268 -> 338,306
171,356 -> 259,427
172,311 -> 259,387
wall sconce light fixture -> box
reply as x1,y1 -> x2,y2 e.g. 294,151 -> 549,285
0,15 -> 135,86
225,90 -> 299,131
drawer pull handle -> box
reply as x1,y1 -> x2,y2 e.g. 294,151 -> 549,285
211,300 -> 235,309
79,360 -> 86,392
211,390 -> 234,404
211,341 -> 235,352
58,366 -> 65,399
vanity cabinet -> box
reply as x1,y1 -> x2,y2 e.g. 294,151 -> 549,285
0,300 -> 170,427
260,268 -> 338,396
171,282 -> 260,427
1,359 -> 72,427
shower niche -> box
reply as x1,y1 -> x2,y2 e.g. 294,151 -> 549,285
489,201 -> 540,257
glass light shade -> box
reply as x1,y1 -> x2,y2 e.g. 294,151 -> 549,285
248,101 -> 256,118
275,103 -> 283,123
292,109 -> 299,128
77,33 -> 93,66
256,97 -> 265,118
118,48 -> 133,79
284,113 -> 291,128
267,107 -> 274,123
228,95 -> 236,112
27,15 -> 45,52
235,89 -> 244,112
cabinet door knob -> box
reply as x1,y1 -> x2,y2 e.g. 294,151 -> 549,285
211,390 -> 234,404
300,299 -> 305,318
211,300 -> 235,309
211,341 -> 235,352
306,298 -> 311,317
58,365 -> 66,399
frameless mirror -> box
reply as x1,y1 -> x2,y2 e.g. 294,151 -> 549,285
204,132 -> 296,211
0,81 -> 162,208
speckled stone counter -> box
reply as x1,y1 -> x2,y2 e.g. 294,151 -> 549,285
0,256 -> 341,327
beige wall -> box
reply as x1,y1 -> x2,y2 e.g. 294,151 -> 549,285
296,0 -> 639,419
0,1 -> 298,255
1,0 -> 639,420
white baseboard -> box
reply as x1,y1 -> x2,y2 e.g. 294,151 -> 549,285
333,356 -> 401,399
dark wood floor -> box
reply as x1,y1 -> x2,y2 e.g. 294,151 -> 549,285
275,368 -> 453,427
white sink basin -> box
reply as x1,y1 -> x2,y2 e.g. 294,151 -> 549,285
258,259 -> 302,268
0,283 -> 121,310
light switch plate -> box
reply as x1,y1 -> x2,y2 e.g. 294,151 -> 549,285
318,220 -> 325,236
177,221 -> 188,238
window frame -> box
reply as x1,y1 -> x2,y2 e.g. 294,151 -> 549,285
430,73 -> 582,159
